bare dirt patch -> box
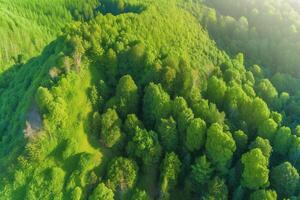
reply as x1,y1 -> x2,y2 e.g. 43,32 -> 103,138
24,103 -> 42,138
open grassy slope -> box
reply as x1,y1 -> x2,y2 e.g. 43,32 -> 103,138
0,0 -> 99,71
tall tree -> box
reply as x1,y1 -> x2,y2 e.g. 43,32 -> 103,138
273,126 -> 292,156
114,75 -> 139,117
257,119 -> 278,142
103,48 -> 118,84
205,123 -> 236,173
127,128 -> 162,166
159,152 -> 181,200
185,118 -> 207,152
241,97 -> 270,129
143,83 -> 171,127
130,189 -> 150,200
123,114 -> 144,138
233,130 -> 248,155
204,177 -> 228,200
89,183 -> 114,200
249,189 -> 277,200
100,108 -> 122,148
107,157 -> 138,192
249,137 -> 272,160
172,97 -> 194,134
256,79 -> 278,105
206,76 -> 227,106
241,148 -> 269,190
270,162 -> 299,197
157,117 -> 178,152
191,155 -> 214,185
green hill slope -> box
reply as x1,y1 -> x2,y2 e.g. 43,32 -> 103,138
0,0 -> 99,71
1,0 -> 300,199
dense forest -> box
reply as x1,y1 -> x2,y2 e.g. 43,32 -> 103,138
0,0 -> 300,199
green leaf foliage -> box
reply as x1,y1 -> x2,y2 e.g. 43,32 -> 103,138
100,108 -> 122,148
106,157 -> 138,191
89,183 -> 114,200
157,117 -> 178,152
191,155 -> 214,185
185,118 -> 206,152
241,148 -> 269,190
205,123 -> 236,173
127,128 -> 162,166
249,189 -> 277,200
270,162 -> 300,197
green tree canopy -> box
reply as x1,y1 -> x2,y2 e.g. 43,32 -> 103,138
233,130 -> 248,155
241,97 -> 270,129
191,155 -> 214,185
206,76 -> 227,106
26,167 -> 66,199
124,114 -> 144,138
273,126 -> 292,156
160,66 -> 177,94
257,119 -> 278,142
100,108 -> 122,148
172,97 -> 194,134
107,157 -> 138,191
295,125 -> 300,137
71,187 -> 82,200
205,123 -> 236,173
204,176 -> 228,200
256,79 -> 278,105
249,137 -> 272,160
185,118 -> 207,152
127,128 -> 162,165
157,117 -> 178,152
130,189 -> 150,200
143,83 -> 171,127
89,183 -> 114,200
103,48 -> 118,84
270,162 -> 299,197
241,148 -> 269,190
36,87 -> 54,114
288,136 -> 300,164
192,98 -> 225,125
160,152 -> 181,200
270,111 -> 282,126
249,189 -> 277,200
114,74 -> 139,117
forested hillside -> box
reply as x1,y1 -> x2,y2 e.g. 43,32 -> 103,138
0,0 -> 99,70
0,0 -> 300,199
182,0 -> 300,128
